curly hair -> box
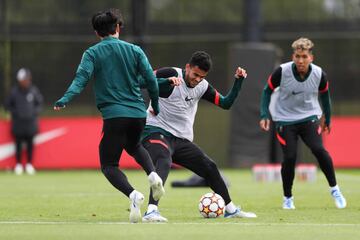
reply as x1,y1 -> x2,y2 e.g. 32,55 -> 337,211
291,38 -> 314,53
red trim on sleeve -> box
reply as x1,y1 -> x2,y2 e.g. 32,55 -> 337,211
149,139 -> 169,149
276,133 -> 286,146
319,81 -> 329,93
267,75 -> 275,90
214,91 -> 220,106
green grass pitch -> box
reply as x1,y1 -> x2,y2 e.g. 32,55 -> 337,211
0,169 -> 359,240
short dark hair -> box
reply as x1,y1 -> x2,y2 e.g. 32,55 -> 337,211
92,9 -> 123,37
189,51 -> 212,72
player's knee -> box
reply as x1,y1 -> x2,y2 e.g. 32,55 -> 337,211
283,151 -> 297,163
100,164 -> 115,176
203,159 -> 218,173
282,157 -> 296,168
125,143 -> 141,156
100,165 -> 109,174
160,158 -> 172,170
310,146 -> 325,154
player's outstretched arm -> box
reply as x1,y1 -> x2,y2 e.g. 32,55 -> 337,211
53,100 -> 66,111
234,67 -> 247,79
201,67 -> 247,109
53,50 -> 94,111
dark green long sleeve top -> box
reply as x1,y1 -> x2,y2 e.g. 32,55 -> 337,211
55,36 -> 165,119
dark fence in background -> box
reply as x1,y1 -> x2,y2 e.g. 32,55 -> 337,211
1,0 -> 359,109
0,0 -> 359,166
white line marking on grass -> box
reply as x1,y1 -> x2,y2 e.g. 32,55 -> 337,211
0,221 -> 359,227
39,192 -> 117,198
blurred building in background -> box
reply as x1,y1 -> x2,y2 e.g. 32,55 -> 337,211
1,0 -> 359,167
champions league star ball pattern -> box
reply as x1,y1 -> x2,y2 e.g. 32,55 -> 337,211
198,193 -> 225,218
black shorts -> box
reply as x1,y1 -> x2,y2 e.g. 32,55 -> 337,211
99,117 -> 146,166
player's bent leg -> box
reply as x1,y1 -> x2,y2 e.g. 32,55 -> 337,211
301,126 -> 337,187
101,165 -> 134,195
143,134 -> 173,204
173,141 -> 257,218
127,144 -> 166,201
174,144 -> 231,203
300,121 -> 346,209
127,142 -> 156,175
128,144 -> 166,201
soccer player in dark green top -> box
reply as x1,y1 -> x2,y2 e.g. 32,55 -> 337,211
259,37 -> 346,210
54,9 -> 180,223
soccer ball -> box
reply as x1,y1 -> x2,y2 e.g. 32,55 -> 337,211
198,192 -> 225,218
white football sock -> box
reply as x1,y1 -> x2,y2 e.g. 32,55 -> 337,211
147,204 -> 158,213
129,190 -> 140,199
330,185 -> 340,192
148,172 -> 157,183
225,201 -> 237,213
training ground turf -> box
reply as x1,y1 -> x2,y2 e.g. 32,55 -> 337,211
0,169 -> 359,240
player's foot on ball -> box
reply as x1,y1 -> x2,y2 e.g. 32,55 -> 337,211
224,207 -> 257,218
142,210 -> 168,223
282,196 -> 295,210
129,190 -> 144,223
148,172 -> 165,201
331,189 -> 347,209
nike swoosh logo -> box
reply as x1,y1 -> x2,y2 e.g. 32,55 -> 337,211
292,91 -> 303,95
185,96 -> 194,101
0,127 -> 67,162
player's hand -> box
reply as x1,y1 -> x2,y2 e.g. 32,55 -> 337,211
150,102 -> 160,116
235,67 -> 247,79
320,116 -> 331,134
168,77 -> 182,86
149,108 -> 159,116
322,125 -> 331,134
260,119 -> 271,131
53,100 -> 66,111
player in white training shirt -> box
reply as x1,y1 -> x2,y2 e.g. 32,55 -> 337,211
260,38 -> 346,210
141,51 -> 257,222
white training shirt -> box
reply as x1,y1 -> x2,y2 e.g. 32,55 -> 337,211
270,62 -> 323,122
146,67 -> 209,141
